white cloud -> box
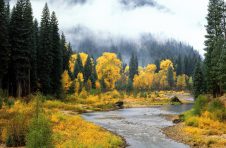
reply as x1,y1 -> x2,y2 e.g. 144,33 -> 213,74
10,0 -> 209,55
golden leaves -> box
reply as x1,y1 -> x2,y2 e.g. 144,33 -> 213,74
96,52 -> 122,90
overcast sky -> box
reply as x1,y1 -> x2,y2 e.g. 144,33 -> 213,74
10,0 -> 209,55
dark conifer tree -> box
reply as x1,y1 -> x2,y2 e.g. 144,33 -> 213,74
91,65 -> 97,89
167,67 -> 175,88
4,2 -> 10,26
30,19 -> 38,92
90,56 -> 97,89
61,33 -> 72,71
183,56 -> 189,75
154,60 -> 160,73
9,0 -> 33,97
204,0 -> 225,97
23,0 -> 34,95
50,11 -> 63,96
73,54 -> 83,79
38,3 -> 52,94
129,53 -> 138,81
193,62 -> 205,98
83,56 -> 92,83
218,44 -> 226,92
0,0 -> 10,89
176,55 -> 184,75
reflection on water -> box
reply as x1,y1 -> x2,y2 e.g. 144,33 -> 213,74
82,104 -> 193,148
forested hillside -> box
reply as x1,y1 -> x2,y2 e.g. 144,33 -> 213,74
72,26 -> 201,76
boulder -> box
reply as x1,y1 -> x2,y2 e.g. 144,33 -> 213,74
170,96 -> 182,104
115,101 -> 124,109
173,119 -> 182,124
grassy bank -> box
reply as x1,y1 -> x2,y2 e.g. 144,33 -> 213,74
43,90 -> 192,112
0,94 -> 125,148
164,95 -> 226,148
0,90 -> 191,147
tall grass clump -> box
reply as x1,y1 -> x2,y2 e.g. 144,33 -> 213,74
26,95 -> 53,148
193,95 -> 209,115
207,99 -> 226,121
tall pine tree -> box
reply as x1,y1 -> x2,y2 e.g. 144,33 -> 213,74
129,53 -> 138,81
9,0 -> 33,97
193,62 -> 205,98
0,0 -> 10,89
61,33 -> 72,71
38,3 -> 52,94
73,54 -> 83,79
204,0 -> 225,97
218,43 -> 226,91
30,19 -> 39,92
23,0 -> 34,95
83,56 -> 92,83
167,67 -> 175,88
50,11 -> 63,96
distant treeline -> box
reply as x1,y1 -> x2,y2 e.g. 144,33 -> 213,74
74,30 -> 201,76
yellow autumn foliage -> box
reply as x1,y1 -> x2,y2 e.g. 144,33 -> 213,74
145,64 -> 157,73
95,81 -> 101,90
183,109 -> 226,147
61,70 -> 71,93
133,64 -> 156,90
177,74 -> 187,90
160,59 -> 174,71
96,52 -> 122,90
51,112 -> 124,148
69,53 -> 88,72
156,59 -> 175,89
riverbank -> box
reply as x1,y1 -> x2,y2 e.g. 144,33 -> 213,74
0,91 -> 192,148
163,95 -> 226,148
44,90 -> 193,113
83,104 -> 193,148
163,122 -> 226,148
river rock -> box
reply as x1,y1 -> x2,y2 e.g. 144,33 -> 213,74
173,119 -> 182,124
115,101 -> 124,109
170,96 -> 182,104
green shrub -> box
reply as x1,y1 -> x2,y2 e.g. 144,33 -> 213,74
193,95 -> 209,115
133,91 -> 138,98
6,135 -> 13,147
79,88 -> 88,99
7,114 -> 28,147
185,117 -> 199,127
89,89 -> 101,95
182,110 -> 195,121
207,100 -> 226,121
103,90 -> 120,99
26,113 -> 53,148
6,97 -> 15,108
140,92 -> 147,98
26,98 -> 53,148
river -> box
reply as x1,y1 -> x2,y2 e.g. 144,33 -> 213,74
82,104 -> 193,148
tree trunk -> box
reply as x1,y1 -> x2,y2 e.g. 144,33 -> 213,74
0,79 -> 2,90
17,81 -> 22,98
28,69 -> 31,95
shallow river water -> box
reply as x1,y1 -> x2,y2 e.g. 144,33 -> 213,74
82,104 -> 193,148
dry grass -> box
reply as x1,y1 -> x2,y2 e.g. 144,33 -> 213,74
50,111 -> 124,148
0,94 -> 125,148
164,95 -> 226,148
